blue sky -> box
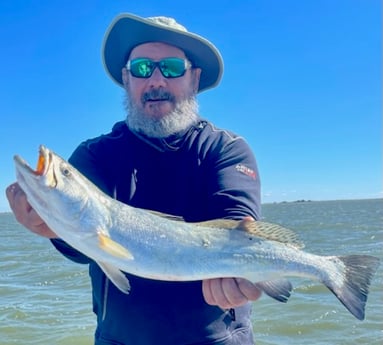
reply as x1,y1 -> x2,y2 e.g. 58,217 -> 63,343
0,0 -> 381,212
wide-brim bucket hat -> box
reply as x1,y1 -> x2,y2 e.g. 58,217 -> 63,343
102,13 -> 223,92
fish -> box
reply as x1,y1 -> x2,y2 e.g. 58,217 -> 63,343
14,145 -> 380,321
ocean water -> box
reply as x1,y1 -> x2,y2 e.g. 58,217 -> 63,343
1,199 -> 382,345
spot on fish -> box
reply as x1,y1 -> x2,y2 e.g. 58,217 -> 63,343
202,238 -> 211,247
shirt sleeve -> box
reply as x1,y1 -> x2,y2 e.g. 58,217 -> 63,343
203,131 -> 261,221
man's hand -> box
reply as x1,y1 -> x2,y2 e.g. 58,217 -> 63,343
202,277 -> 262,309
6,182 -> 58,239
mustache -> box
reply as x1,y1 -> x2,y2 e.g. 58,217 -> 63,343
142,88 -> 175,103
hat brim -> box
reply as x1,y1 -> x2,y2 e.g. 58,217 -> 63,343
102,13 -> 223,92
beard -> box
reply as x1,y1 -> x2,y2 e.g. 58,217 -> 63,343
124,91 -> 200,138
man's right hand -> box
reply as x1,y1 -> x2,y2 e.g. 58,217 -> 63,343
6,182 -> 58,239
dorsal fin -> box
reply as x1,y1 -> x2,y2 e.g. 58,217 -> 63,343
237,218 -> 304,249
148,210 -> 185,222
150,211 -> 304,249
193,217 -> 304,249
193,219 -> 240,229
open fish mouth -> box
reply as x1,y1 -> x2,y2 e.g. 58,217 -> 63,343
14,145 -> 51,177
13,145 -> 54,210
35,146 -> 50,175
14,145 -> 59,190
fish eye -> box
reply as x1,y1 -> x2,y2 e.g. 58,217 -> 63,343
61,165 -> 71,176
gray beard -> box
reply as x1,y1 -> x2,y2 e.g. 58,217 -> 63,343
124,95 -> 200,138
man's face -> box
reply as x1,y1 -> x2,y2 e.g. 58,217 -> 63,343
122,42 -> 201,120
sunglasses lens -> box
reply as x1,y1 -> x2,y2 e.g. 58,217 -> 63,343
127,58 -> 189,78
159,58 -> 186,78
129,59 -> 155,78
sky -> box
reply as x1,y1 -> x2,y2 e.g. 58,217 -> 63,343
0,0 -> 381,212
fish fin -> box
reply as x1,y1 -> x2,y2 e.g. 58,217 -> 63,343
148,210 -> 185,222
98,233 -> 134,260
237,218 -> 305,249
256,279 -> 293,303
324,255 -> 380,320
192,218 -> 304,249
193,219 -> 241,229
98,261 -> 131,294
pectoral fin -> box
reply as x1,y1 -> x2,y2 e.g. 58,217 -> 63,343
98,261 -> 131,294
255,279 -> 293,303
98,233 -> 134,260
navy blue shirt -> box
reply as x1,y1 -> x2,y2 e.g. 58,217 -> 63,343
52,120 -> 261,345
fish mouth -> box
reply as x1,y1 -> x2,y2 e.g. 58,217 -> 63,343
14,145 -> 52,177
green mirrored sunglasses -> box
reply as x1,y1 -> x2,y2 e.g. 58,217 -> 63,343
126,57 -> 192,79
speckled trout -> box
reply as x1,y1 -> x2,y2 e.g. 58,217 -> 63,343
14,145 -> 380,320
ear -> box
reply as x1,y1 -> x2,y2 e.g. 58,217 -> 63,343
122,68 -> 129,88
192,68 -> 202,93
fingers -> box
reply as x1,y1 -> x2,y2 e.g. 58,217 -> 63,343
6,183 -> 32,222
5,182 -> 58,238
235,278 -> 262,301
203,278 -> 231,307
202,278 -> 262,309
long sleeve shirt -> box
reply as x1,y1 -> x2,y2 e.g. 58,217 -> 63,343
51,120 -> 261,345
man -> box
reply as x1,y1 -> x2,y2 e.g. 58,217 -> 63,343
7,13 -> 262,344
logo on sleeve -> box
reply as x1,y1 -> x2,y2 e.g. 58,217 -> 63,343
235,164 -> 256,179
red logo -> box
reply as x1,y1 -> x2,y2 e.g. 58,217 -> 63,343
235,164 -> 256,179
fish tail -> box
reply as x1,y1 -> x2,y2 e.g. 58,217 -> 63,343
324,255 -> 380,320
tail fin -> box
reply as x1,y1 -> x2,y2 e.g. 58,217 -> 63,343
325,255 -> 380,320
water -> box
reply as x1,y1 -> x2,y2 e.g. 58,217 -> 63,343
1,199 -> 382,345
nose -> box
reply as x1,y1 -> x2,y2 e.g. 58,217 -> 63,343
147,66 -> 167,87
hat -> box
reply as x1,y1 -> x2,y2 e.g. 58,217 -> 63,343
102,13 -> 223,92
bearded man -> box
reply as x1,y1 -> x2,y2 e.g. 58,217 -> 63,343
7,13 -> 262,345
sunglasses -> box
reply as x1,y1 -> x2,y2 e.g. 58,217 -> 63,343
126,57 -> 192,79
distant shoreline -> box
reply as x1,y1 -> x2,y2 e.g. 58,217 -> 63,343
262,197 -> 383,205
2,198 -> 382,215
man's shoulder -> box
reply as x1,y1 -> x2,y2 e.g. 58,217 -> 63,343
198,121 -> 241,140
77,121 -> 129,152
69,122 -> 131,167
194,120 -> 250,153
